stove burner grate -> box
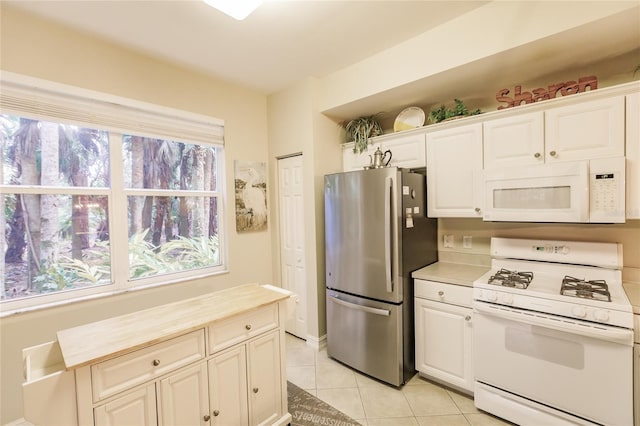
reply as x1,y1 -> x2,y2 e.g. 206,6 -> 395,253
560,276 -> 611,302
488,268 -> 534,289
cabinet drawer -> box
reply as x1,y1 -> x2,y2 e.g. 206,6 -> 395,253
91,329 -> 205,402
415,279 -> 472,308
208,304 -> 278,354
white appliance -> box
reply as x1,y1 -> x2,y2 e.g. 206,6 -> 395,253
482,157 -> 625,223
473,237 -> 633,426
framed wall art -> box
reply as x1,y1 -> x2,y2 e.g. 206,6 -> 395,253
234,160 -> 267,232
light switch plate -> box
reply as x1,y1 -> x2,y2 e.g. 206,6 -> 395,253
463,236 -> 472,249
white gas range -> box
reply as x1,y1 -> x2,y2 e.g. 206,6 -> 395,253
472,237 -> 634,426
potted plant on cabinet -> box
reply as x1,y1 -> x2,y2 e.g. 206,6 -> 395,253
427,99 -> 482,124
343,114 -> 383,153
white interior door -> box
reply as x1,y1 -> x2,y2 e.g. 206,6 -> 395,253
278,155 -> 306,339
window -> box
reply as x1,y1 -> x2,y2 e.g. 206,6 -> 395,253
0,73 -> 226,312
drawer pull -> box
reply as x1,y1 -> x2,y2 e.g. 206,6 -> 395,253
253,387 -> 259,393
465,315 -> 471,321
203,414 -> 211,422
245,324 -> 252,330
152,359 -> 161,366
549,150 -> 557,157
438,291 -> 444,296
213,410 -> 220,417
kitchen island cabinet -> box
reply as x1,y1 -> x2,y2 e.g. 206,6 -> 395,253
426,123 -> 483,218
21,284 -> 293,426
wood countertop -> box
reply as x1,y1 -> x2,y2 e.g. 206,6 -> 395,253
56,284 -> 291,370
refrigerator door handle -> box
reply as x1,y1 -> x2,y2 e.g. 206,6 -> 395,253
385,175 -> 394,293
328,294 -> 391,317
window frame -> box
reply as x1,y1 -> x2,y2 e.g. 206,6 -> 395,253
0,72 -> 228,315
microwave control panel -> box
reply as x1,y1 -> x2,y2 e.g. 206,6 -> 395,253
589,157 -> 625,223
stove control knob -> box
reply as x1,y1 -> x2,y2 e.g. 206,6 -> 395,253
503,294 -> 514,305
571,306 -> 587,318
488,292 -> 498,302
594,310 -> 610,322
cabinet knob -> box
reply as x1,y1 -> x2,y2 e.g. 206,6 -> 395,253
152,359 -> 160,366
549,150 -> 557,157
534,152 -> 541,158
465,315 -> 471,321
213,410 -> 220,417
438,291 -> 444,296
253,387 -> 259,393
474,207 -> 480,213
203,414 -> 211,422
245,324 -> 252,330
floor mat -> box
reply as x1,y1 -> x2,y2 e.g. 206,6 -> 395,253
287,381 -> 361,426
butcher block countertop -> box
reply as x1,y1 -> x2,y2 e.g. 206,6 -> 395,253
412,262 -> 490,287
56,283 -> 290,370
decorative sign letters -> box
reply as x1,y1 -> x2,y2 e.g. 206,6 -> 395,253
496,75 -> 598,110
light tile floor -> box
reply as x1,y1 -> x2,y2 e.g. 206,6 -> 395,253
285,333 -> 513,426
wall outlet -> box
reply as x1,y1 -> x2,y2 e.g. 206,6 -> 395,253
463,236 -> 472,249
443,235 -> 454,248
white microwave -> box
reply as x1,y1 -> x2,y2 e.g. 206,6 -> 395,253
482,157 -> 625,223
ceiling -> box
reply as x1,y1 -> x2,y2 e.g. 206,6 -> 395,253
4,1 -> 640,120
5,0 -> 487,94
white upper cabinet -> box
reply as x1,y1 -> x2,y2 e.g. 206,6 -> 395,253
426,123 -> 483,218
483,111 -> 544,169
342,129 -> 426,172
544,95 -> 625,162
626,92 -> 640,219
380,131 -> 426,170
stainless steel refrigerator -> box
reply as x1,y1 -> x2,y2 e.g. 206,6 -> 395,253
324,167 -> 438,386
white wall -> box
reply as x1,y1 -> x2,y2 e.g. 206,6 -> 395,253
0,5 -> 273,423
267,78 -> 341,344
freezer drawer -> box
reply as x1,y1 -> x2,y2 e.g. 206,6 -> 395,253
326,291 -> 403,386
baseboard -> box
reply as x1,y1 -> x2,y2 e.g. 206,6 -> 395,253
305,333 -> 327,351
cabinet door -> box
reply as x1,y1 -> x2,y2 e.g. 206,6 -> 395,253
545,95 -> 624,162
626,92 -> 640,219
248,332 -> 282,426
158,363 -> 210,426
209,346 -> 249,426
342,141 -> 381,172
483,111 -> 544,169
381,131 -> 426,169
415,298 -> 473,392
94,384 -> 157,426
426,123 -> 483,217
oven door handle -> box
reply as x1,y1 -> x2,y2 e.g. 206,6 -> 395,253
474,302 -> 633,346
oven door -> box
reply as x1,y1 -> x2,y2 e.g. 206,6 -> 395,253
473,301 -> 633,426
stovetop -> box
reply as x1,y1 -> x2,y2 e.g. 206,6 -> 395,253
473,238 -> 632,329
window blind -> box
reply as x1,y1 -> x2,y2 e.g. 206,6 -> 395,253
0,71 -> 224,145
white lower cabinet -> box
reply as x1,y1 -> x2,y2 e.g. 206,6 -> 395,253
414,280 -> 473,393
208,331 -> 282,426
158,363 -> 210,425
95,384 -> 157,426
248,332 -> 282,426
